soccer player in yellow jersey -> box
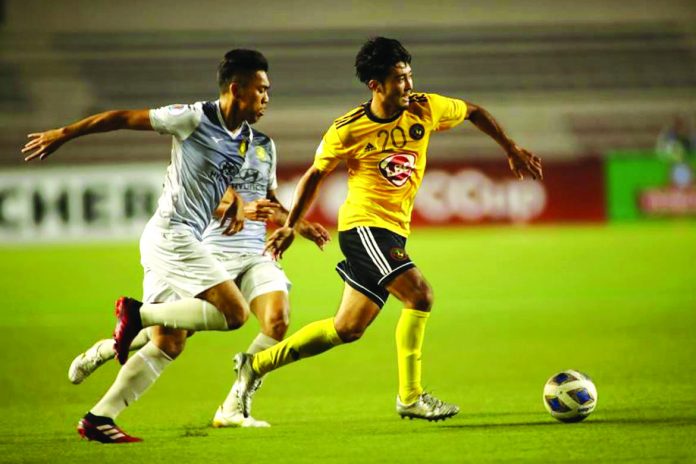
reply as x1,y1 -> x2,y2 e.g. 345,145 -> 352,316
232,37 -> 543,421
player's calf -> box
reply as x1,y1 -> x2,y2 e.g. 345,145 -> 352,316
150,326 -> 189,359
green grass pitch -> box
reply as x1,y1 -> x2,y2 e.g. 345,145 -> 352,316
0,223 -> 694,463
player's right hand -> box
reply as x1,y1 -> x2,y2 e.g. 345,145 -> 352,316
244,198 -> 280,222
22,128 -> 69,161
264,226 -> 295,260
219,188 -> 246,235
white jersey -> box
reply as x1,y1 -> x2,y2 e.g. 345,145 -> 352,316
202,133 -> 278,254
149,100 -> 251,239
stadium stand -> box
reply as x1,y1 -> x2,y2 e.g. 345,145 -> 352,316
2,23 -> 695,165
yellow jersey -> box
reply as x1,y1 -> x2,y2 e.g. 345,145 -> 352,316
313,93 -> 468,237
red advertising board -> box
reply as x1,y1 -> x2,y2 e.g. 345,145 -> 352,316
274,158 -> 605,226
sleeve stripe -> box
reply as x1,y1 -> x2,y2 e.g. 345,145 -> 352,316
335,106 -> 365,123
335,110 -> 365,129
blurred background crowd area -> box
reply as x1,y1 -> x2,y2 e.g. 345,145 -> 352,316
1,0 -> 695,165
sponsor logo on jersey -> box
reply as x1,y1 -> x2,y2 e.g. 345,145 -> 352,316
409,123 -> 425,140
214,160 -> 241,185
379,153 -> 416,187
389,247 -> 408,261
238,168 -> 261,183
229,167 -> 268,193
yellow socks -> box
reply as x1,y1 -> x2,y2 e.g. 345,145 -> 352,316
396,308 -> 430,404
252,318 -> 343,376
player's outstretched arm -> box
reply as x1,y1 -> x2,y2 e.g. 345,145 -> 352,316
465,102 -> 543,180
266,189 -> 331,251
264,166 -> 330,259
22,109 -> 152,162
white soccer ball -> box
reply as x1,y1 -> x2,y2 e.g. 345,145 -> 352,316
543,369 -> 597,422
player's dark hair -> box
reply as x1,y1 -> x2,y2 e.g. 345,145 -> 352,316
217,49 -> 269,91
355,37 -> 411,84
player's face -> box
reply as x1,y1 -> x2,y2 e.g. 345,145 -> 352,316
237,70 -> 270,124
382,62 -> 413,110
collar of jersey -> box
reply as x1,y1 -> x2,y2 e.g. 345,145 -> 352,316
214,99 -> 254,141
363,101 -> 404,124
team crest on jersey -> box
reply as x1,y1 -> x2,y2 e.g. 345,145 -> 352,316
255,145 -> 267,161
390,247 -> 408,261
166,104 -> 188,115
240,139 -> 248,156
379,153 -> 416,187
410,123 -> 425,140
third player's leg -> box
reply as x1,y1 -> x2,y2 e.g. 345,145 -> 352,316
215,290 -> 289,427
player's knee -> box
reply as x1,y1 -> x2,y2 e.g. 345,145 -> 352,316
225,309 -> 249,330
408,285 -> 434,312
217,299 -> 250,329
334,321 -> 367,343
262,311 -> 289,340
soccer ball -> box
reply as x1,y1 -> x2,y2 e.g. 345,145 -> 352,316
543,370 -> 597,422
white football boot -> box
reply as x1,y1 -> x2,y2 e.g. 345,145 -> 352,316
232,352 -> 264,418
68,340 -> 111,384
212,405 -> 270,428
396,392 -> 460,422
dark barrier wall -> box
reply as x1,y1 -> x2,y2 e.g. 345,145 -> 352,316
1,158 -> 606,242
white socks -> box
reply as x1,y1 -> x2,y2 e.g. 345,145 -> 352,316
246,333 -> 280,356
90,342 -> 173,419
91,328 -> 152,361
221,333 -> 279,413
129,329 -> 152,352
139,298 -> 228,331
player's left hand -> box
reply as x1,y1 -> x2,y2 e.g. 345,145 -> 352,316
264,226 -> 295,260
506,144 -> 543,180
244,198 -> 280,222
298,221 -> 331,250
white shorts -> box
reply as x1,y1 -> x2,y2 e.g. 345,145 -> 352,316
213,251 -> 291,303
140,221 -> 231,304
140,221 -> 290,304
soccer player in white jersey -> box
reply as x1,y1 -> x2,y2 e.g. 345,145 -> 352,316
67,149 -> 329,429
22,49 -> 330,442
